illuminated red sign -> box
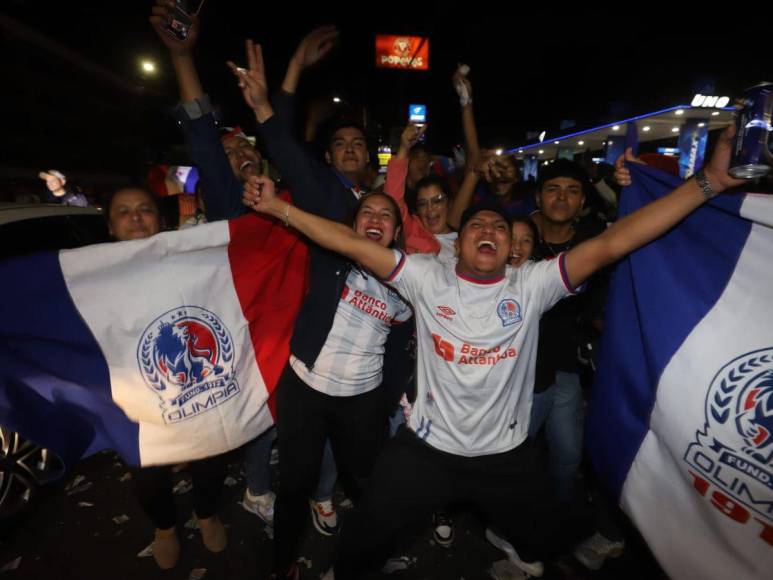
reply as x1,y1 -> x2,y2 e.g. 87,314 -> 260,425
375,35 -> 429,71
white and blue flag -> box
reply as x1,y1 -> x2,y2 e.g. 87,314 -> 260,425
587,163 -> 773,579
0,213 -> 307,467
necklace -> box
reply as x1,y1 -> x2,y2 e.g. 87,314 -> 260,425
543,239 -> 568,258
541,226 -> 575,258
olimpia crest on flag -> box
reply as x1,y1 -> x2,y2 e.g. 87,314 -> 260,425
137,306 -> 240,424
684,347 -> 773,532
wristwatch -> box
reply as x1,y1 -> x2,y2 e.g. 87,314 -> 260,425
694,169 -> 718,200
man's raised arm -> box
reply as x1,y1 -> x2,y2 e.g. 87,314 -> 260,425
150,0 -> 246,221
564,126 -> 749,288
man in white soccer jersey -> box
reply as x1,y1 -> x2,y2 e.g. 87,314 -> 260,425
241,126 -> 747,579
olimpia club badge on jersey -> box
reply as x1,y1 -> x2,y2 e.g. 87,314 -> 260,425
137,306 -> 239,424
496,299 -> 522,327
684,348 -> 773,543
730,82 -> 773,179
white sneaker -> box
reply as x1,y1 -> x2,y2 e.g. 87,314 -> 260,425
485,528 -> 545,578
432,511 -> 454,547
242,489 -> 275,526
573,531 -> 624,570
309,498 -> 339,536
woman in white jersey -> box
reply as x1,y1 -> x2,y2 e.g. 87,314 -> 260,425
242,125 -> 748,579
266,187 -> 412,578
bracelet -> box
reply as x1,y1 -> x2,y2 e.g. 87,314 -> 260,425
283,203 -> 291,228
694,169 -> 718,200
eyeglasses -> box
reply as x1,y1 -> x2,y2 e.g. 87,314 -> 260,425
416,193 -> 447,209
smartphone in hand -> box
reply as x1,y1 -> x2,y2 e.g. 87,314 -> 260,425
408,104 -> 427,142
162,0 -> 204,41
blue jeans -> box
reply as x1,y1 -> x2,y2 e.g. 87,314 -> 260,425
244,426 -> 277,496
244,426 -> 338,501
313,439 -> 338,502
528,371 -> 583,503
388,405 -> 406,438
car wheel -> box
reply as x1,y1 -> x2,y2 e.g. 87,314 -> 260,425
0,426 -> 64,520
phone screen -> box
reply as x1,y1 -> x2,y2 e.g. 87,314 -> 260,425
408,104 -> 427,124
162,0 -> 204,41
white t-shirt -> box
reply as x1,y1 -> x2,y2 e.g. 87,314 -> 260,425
386,251 -> 578,456
434,231 -> 458,262
291,267 -> 412,397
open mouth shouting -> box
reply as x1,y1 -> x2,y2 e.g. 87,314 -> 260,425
239,160 -> 255,175
477,239 -> 497,255
510,250 -> 527,267
365,227 -> 384,242
424,211 -> 443,229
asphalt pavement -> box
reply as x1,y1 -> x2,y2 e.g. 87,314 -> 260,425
0,448 -> 667,580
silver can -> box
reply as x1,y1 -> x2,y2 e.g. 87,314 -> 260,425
730,82 -> 773,179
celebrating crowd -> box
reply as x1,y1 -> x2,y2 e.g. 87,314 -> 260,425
17,1 -> 751,578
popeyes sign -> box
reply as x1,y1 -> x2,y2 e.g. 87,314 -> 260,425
375,35 -> 429,71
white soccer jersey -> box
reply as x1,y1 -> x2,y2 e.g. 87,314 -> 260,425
434,231 -> 458,262
387,251 -> 578,456
291,267 -> 412,397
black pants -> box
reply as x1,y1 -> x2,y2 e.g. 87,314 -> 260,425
132,454 -> 226,530
273,363 -> 388,571
334,427 -> 563,578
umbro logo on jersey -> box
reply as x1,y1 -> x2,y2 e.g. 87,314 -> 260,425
436,305 -> 456,320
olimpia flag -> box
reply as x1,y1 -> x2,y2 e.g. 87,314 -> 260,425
0,211 -> 307,467
587,163 -> 773,579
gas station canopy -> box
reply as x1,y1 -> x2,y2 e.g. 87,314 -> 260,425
508,96 -> 736,160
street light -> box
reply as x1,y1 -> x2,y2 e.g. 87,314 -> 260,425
140,60 -> 156,74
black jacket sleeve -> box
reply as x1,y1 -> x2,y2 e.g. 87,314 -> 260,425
257,91 -> 351,223
174,104 -> 246,222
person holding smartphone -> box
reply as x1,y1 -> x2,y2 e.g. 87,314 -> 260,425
149,1 -> 344,537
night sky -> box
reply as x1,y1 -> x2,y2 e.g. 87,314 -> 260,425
3,0 -> 770,182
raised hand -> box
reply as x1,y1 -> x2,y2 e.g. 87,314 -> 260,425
291,25 -> 339,69
452,65 -> 473,107
703,125 -> 748,193
149,0 -> 199,56
613,148 -> 643,187
476,150 -> 502,183
282,26 -> 339,95
227,40 -> 272,122
242,175 -> 279,214
399,124 -> 427,154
